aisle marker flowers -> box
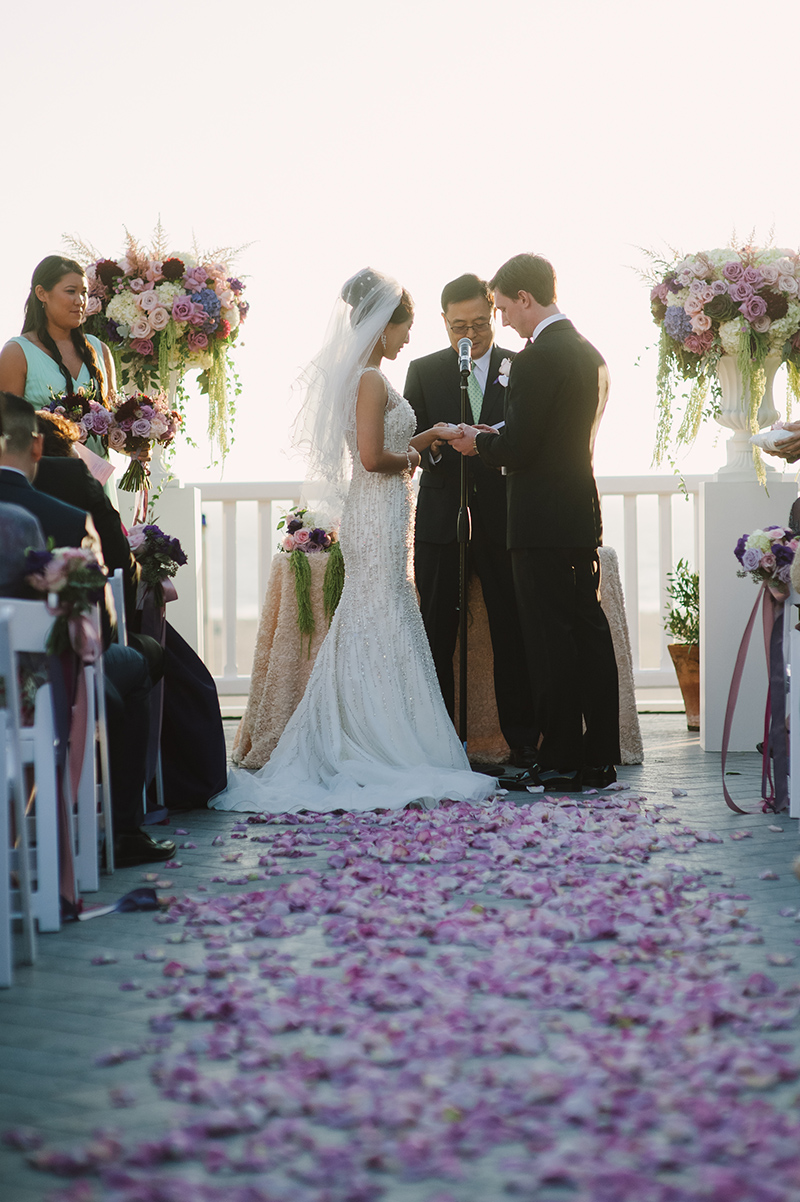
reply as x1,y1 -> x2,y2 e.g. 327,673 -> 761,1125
645,242 -> 800,463
277,506 -> 343,644
24,546 -> 107,658
734,525 -> 798,593
128,524 -> 188,608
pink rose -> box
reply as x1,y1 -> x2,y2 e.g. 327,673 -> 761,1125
171,296 -> 194,322
131,419 -> 151,438
129,278 -> 147,293
149,307 -> 170,331
130,338 -> 154,356
130,317 -> 152,340
146,262 -> 163,284
684,332 -> 713,354
282,534 -> 296,551
779,275 -> 799,295
710,279 -> 728,295
743,267 -> 764,288
84,296 -> 102,317
684,296 -> 704,316
188,304 -> 206,327
293,528 -> 310,545
108,427 -> 127,451
729,281 -> 753,303
762,553 -> 777,571
760,265 -> 780,286
752,315 -> 771,333
127,526 -> 148,552
740,295 -> 767,322
690,313 -> 712,332
187,331 -> 208,351
723,261 -> 744,282
138,290 -> 159,311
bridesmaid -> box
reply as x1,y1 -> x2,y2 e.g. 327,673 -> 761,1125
0,255 -> 118,502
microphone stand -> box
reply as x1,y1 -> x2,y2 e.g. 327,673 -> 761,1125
457,363 -> 472,752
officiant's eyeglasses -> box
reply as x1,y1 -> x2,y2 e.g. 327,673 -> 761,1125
446,318 -> 493,336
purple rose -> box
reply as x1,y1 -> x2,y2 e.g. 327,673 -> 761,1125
723,261 -> 744,282
729,281 -> 753,303
742,547 -> 762,571
89,408 -> 111,434
131,419 -> 151,438
139,405 -> 154,418
710,279 -> 728,295
130,338 -> 154,357
740,295 -> 768,322
743,267 -> 764,288
119,419 -> 134,432
187,331 -> 208,351
778,564 -> 793,584
171,296 -> 195,322
308,527 -> 329,546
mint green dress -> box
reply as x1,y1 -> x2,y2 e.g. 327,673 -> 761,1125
10,333 -> 118,506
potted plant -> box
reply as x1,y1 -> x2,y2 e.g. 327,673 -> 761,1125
664,559 -> 700,731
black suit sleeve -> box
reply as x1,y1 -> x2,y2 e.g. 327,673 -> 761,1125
404,359 -> 440,475
476,342 -> 570,471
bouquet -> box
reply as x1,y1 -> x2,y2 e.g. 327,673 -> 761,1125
47,384 -> 112,445
127,524 -> 188,608
107,391 -> 182,492
734,526 -> 798,595
24,546 -> 107,658
66,226 -> 248,458
645,243 -> 800,463
276,506 -> 344,643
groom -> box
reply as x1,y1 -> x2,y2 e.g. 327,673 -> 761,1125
404,273 -> 537,764
450,254 -> 620,791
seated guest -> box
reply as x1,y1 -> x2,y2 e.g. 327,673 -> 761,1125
0,390 -> 175,865
34,408 -> 228,813
0,502 -> 45,596
35,411 -> 139,627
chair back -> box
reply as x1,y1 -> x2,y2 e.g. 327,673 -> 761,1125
108,570 -> 128,646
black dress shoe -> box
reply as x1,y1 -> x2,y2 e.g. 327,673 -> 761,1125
537,768 -> 583,793
582,765 -> 617,789
497,769 -> 541,791
508,746 -> 540,770
114,830 -> 177,867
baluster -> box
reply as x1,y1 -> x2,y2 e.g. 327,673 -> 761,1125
658,494 -> 673,671
222,500 -> 238,682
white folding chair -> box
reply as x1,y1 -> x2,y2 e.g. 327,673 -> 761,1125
0,609 -> 36,986
1,601 -> 61,934
787,584 -> 800,819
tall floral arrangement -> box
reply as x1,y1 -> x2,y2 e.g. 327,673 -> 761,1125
64,226 -> 248,459
645,244 -> 800,464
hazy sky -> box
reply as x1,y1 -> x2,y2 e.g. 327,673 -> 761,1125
3,0 -> 799,486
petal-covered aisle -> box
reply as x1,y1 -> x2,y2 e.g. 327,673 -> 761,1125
2,716 -> 800,1202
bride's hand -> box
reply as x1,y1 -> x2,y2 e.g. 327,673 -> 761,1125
407,446 -> 421,476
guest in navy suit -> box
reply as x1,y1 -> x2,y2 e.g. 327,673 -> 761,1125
404,274 -> 536,765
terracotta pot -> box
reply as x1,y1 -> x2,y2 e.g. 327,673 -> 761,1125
668,643 -> 700,731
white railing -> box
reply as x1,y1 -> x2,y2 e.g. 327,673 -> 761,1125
188,475 -> 710,698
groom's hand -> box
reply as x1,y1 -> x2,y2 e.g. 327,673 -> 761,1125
451,423 -> 480,456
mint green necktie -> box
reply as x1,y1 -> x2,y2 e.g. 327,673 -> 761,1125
467,369 -> 483,423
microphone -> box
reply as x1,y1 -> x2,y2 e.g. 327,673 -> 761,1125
457,336 -> 473,375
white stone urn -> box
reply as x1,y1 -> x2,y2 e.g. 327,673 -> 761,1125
715,352 -> 782,478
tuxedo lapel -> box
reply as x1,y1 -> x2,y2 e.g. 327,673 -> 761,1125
479,346 -> 508,426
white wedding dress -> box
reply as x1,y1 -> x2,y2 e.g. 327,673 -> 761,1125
211,369 -> 495,814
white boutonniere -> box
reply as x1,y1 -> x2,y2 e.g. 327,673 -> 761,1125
496,357 -> 512,387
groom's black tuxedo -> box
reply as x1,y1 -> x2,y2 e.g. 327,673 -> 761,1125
404,344 -> 536,755
476,317 -> 620,772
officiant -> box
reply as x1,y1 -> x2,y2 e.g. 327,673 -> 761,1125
404,273 -> 537,766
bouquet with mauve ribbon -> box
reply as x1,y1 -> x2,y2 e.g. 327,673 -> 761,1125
106,391 -> 182,492
127,524 -> 187,608
734,525 -> 798,596
24,546 -> 107,659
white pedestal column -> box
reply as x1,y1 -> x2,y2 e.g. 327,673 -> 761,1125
700,477 -> 797,751
117,478 -> 204,656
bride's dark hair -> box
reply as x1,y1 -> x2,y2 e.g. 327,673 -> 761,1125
22,255 -> 107,400
342,268 -> 413,327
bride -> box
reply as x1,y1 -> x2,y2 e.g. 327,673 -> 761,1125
211,268 -> 496,813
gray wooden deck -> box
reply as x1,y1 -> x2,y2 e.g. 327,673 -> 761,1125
1,715 -> 798,1201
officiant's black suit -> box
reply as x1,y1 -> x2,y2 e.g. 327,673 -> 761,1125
475,319 -> 620,772
404,344 -> 536,754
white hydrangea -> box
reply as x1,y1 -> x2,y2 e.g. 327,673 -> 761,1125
106,292 -> 141,328
155,281 -> 183,308
746,530 -> 773,553
768,300 -> 800,351
705,248 -> 736,272
665,289 -> 689,308
719,318 -> 746,356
